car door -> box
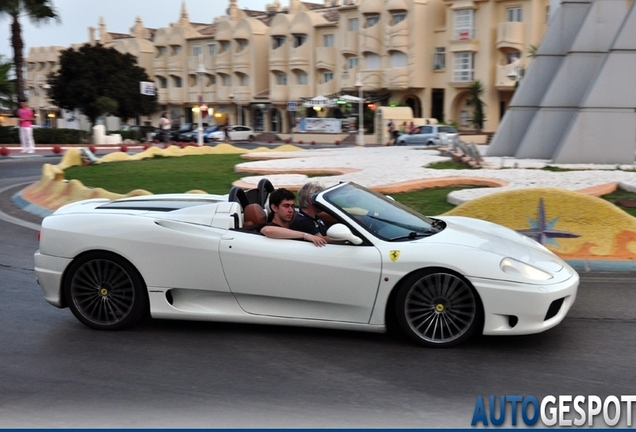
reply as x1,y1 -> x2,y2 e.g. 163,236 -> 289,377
409,126 -> 426,145
219,232 -> 383,323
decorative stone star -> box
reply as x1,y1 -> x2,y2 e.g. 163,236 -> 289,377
517,198 -> 580,246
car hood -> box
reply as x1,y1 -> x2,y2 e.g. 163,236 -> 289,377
432,215 -> 564,273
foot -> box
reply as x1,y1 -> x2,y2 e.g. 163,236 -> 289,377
27,150 -> 35,154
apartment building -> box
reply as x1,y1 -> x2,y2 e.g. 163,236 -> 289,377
25,0 -> 550,141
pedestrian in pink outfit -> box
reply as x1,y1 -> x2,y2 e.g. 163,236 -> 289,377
17,100 -> 35,154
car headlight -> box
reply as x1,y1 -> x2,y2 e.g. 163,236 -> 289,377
500,257 -> 553,281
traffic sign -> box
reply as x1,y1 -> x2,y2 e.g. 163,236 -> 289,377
287,102 -> 297,112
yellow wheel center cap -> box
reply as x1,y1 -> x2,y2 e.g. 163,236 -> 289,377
99,287 -> 109,296
435,303 -> 445,312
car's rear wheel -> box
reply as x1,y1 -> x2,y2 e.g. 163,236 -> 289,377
396,270 -> 481,347
64,252 -> 148,330
248,135 -> 255,142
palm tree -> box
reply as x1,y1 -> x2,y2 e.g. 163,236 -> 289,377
0,55 -> 16,110
0,0 -> 59,102
466,80 -> 486,132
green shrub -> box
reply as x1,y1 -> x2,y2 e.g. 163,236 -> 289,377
0,125 -> 19,144
34,128 -> 89,144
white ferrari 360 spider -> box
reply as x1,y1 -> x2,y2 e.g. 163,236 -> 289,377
34,180 -> 578,347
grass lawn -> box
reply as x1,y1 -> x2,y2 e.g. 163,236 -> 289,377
63,154 -> 636,217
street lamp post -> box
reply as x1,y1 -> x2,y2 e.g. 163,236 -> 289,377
196,55 -> 206,146
354,72 -> 364,146
228,89 -> 234,126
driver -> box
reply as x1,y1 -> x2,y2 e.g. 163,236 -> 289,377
260,188 -> 327,247
289,182 -> 330,238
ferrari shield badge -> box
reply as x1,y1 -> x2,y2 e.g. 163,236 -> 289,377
389,250 -> 400,262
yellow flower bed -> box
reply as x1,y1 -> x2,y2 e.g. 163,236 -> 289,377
446,188 -> 636,260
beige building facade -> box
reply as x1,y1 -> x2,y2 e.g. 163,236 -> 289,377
25,0 -> 550,141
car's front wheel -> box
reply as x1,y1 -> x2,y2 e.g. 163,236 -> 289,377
396,270 -> 482,347
64,252 -> 148,330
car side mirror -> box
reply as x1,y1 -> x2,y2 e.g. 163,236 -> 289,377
327,223 -> 363,245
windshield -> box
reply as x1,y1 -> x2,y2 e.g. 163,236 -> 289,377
323,183 -> 443,241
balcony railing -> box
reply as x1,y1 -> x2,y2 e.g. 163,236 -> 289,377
384,67 -> 409,89
168,87 -> 185,104
495,63 -> 519,90
289,84 -> 312,101
496,21 -> 524,50
316,79 -> 337,96
315,47 -> 336,70
290,43 -> 311,67
360,24 -> 382,54
385,20 -> 409,51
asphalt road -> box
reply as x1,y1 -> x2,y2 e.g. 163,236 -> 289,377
1,157 -> 635,428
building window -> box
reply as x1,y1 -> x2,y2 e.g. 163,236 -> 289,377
277,73 -> 287,85
322,71 -> 334,83
507,7 -> 522,22
172,76 -> 182,87
365,14 -> 380,28
272,36 -> 286,49
237,39 -> 248,52
172,46 -> 182,55
222,74 -> 231,86
390,51 -> 407,67
348,18 -> 359,31
193,46 -> 201,57
454,9 -> 474,40
293,34 -> 307,48
208,44 -> 216,55
219,41 -> 230,53
392,12 -> 406,25
434,47 -> 446,70
365,52 -> 381,69
347,56 -> 359,69
157,77 -> 167,89
453,52 -> 474,81
297,71 -> 308,85
323,34 -> 334,47
156,46 -> 167,57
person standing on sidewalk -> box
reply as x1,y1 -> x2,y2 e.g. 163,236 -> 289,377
160,112 -> 172,144
17,100 -> 35,154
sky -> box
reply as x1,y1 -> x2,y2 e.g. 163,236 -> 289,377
0,0 -> 269,60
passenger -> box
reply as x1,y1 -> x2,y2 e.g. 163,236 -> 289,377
260,188 -> 327,247
289,182 -> 329,238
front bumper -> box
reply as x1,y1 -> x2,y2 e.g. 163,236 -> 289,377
470,271 -> 579,335
34,251 -> 72,308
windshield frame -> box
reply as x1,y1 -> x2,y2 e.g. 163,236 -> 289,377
321,182 -> 442,242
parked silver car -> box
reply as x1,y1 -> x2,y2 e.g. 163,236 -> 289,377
395,124 -> 459,146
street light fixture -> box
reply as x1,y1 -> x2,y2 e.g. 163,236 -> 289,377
228,89 -> 234,126
196,55 -> 206,146
354,72 -> 364,146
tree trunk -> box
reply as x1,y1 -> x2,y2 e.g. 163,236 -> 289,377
10,15 -> 24,102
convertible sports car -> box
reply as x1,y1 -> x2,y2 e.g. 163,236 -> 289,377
34,180 -> 579,347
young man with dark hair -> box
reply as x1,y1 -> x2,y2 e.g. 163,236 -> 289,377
260,188 -> 327,247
